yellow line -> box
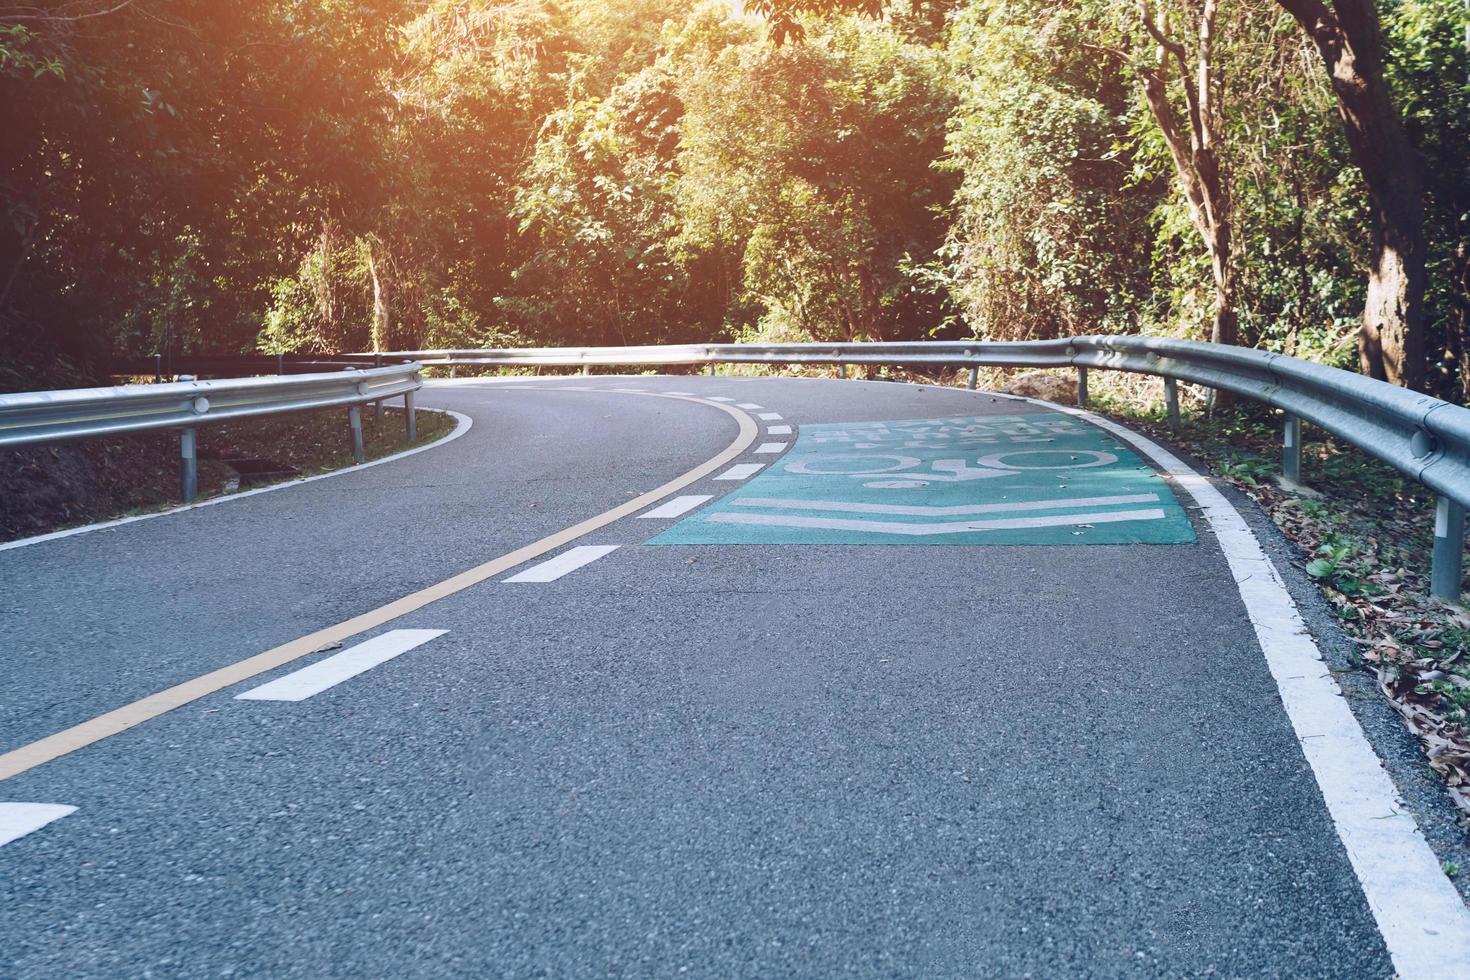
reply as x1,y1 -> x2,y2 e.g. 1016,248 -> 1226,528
0,392 -> 758,782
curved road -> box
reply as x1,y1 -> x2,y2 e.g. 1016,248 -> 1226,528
1,376 -> 1467,977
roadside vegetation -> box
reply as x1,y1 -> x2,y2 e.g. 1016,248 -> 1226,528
2,0 -> 1467,401
0,407 -> 456,543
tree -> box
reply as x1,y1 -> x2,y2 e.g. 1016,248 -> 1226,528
1134,0 -> 1236,349
1274,0 -> 1427,387
943,0 -> 1156,341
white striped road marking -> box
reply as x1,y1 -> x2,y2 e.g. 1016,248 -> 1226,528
0,393 -> 757,783
0,803 -> 76,847
708,508 -> 1165,536
767,425 -> 792,435
503,545 -> 621,583
737,402 -> 763,410
1044,399 -> 1470,977
757,413 -> 782,421
708,396 -> 736,402
754,442 -> 789,454
663,391 -> 696,396
714,463 -> 766,481
731,493 -> 1160,517
235,629 -> 447,702
637,495 -> 713,519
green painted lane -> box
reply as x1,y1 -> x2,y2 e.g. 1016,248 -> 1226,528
650,413 -> 1195,546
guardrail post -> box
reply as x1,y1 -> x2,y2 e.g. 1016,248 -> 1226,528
153,353 -> 163,383
405,390 -> 417,442
1164,377 -> 1180,427
1283,415 -> 1303,485
967,367 -> 978,391
348,405 -> 365,464
838,364 -> 847,380
372,355 -> 383,419
180,428 -> 198,503
1431,496 -> 1465,602
706,363 -> 714,377
275,353 -> 285,376
1076,367 -> 1089,408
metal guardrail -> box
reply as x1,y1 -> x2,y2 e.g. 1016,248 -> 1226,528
113,338 -> 1468,599
111,353 -> 368,378
1,363 -> 424,502
326,337 -> 1467,600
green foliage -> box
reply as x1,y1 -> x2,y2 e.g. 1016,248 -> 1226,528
0,0 -> 1466,398
676,8 -> 957,341
1304,535 -> 1369,596
943,0 -> 1154,340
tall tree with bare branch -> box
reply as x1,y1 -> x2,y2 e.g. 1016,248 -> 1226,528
1136,0 -> 1237,351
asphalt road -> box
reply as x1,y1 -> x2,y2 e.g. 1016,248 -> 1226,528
0,375 -> 1462,977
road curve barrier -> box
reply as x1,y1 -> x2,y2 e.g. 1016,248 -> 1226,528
338,338 -> 1467,600
108,340 -> 1469,598
0,363 -> 424,503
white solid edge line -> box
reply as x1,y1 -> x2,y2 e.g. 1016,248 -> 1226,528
754,442 -> 789,454
0,409 -> 475,553
767,425 -> 793,435
503,544 -> 621,583
235,629 -> 447,702
714,463 -> 765,481
1044,398 -> 1470,977
636,495 -> 713,519
757,413 -> 783,421
0,802 -> 77,847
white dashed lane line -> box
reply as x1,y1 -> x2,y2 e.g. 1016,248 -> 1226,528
754,442 -> 788,454
0,802 -> 76,848
736,402 -> 763,410
757,412 -> 782,421
714,463 -> 765,481
235,630 -> 447,702
767,425 -> 792,435
708,396 -> 736,402
503,545 -> 622,583
637,495 -> 713,519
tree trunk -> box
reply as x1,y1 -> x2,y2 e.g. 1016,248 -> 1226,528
1138,0 -> 1237,404
1275,0 -> 1427,388
1205,181 -> 1237,349
1138,0 -> 1236,351
366,239 -> 390,354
